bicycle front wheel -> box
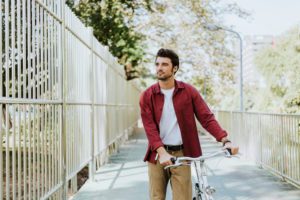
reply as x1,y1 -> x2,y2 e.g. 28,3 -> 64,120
193,183 -> 203,200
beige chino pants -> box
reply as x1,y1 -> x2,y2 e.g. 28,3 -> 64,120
148,149 -> 192,200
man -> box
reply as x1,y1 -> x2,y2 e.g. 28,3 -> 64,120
139,48 -> 238,200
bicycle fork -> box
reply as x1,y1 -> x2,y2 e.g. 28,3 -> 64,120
194,160 -> 216,200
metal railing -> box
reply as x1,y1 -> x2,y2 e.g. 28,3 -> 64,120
214,111 -> 300,188
1,1 -> 140,199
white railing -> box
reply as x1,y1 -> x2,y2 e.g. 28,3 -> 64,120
1,1 -> 140,199
214,111 -> 300,188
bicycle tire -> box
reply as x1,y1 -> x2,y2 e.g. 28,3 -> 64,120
193,183 -> 203,200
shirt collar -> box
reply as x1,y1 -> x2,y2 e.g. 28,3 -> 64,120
153,79 -> 184,94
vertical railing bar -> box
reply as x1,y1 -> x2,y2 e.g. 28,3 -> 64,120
41,4 -> 45,195
12,103 -> 16,200
289,117 -> 292,179
60,0 -> 67,198
32,1 -> 36,101
51,105 -> 54,190
32,2 -> 37,198
16,0 -> 22,198
27,0 -> 31,100
36,4 -> 41,198
45,104 -> 48,195
53,11 -> 56,101
23,111 -> 27,199
297,117 -> 299,180
44,1 -> 47,98
21,1 -> 27,197
44,4 -> 49,193
0,103 -> 2,200
54,106 -> 57,190
89,28 -> 95,181
37,105 -> 40,198
297,117 -> 298,181
41,105 -> 44,197
47,105 -> 50,192
47,4 -> 50,101
33,104 -> 36,199
36,4 -> 40,100
22,0 -> 26,99
5,0 -> 10,198
50,1 -> 54,191
17,102 -> 21,200
0,0 -> 3,198
11,0 -> 17,198
41,2 -> 44,100
26,1 -> 32,198
46,104 -> 49,192
280,116 -> 284,180
28,106 -> 32,200
73,106 -> 75,178
50,104 -> 52,191
50,0 -> 53,101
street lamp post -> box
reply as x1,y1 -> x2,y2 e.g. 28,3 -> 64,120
204,24 -> 244,111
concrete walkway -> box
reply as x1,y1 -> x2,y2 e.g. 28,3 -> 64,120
72,128 -> 300,200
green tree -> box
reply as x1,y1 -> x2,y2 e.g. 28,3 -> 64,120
66,0 -> 152,80
254,27 -> 300,113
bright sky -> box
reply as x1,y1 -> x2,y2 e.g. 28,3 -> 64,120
223,0 -> 300,36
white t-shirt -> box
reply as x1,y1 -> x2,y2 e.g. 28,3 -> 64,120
159,87 -> 183,145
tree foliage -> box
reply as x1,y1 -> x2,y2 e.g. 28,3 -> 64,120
66,0 -> 152,80
253,27 -> 300,113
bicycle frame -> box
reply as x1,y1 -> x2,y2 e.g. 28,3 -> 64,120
165,149 -> 231,200
193,159 -> 215,200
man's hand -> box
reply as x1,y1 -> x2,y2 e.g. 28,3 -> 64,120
223,142 -> 239,155
221,137 -> 239,155
156,147 -> 174,166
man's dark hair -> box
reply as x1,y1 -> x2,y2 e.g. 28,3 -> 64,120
156,48 -> 179,73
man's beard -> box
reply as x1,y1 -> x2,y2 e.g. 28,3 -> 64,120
157,73 -> 173,81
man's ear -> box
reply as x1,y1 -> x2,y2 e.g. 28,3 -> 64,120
173,66 -> 178,73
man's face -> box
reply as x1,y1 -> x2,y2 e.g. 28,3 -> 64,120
155,57 -> 177,81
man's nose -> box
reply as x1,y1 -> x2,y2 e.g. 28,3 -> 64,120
156,64 -> 162,70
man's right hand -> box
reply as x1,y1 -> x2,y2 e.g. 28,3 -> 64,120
156,147 -> 174,166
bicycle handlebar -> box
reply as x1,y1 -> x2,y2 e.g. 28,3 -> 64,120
165,149 -> 232,170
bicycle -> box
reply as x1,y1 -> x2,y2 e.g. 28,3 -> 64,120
165,149 -> 233,200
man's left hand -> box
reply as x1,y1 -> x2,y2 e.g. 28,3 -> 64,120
223,142 -> 239,155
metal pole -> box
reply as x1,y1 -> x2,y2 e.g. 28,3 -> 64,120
204,24 -> 244,111
238,33 -> 244,112
221,28 -> 244,111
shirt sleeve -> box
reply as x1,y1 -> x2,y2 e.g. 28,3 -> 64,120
139,92 -> 164,151
190,86 -> 227,142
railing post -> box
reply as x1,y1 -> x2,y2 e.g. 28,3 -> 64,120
280,116 -> 286,181
60,1 -> 67,199
259,114 -> 263,169
88,27 -> 95,181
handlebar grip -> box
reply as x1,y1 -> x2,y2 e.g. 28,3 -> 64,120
226,148 -> 232,155
170,157 -> 176,164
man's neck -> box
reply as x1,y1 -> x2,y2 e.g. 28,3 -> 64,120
159,77 -> 175,90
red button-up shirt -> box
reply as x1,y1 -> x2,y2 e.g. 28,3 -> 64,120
139,80 -> 228,164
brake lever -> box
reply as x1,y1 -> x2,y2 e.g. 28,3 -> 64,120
170,157 -> 177,164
